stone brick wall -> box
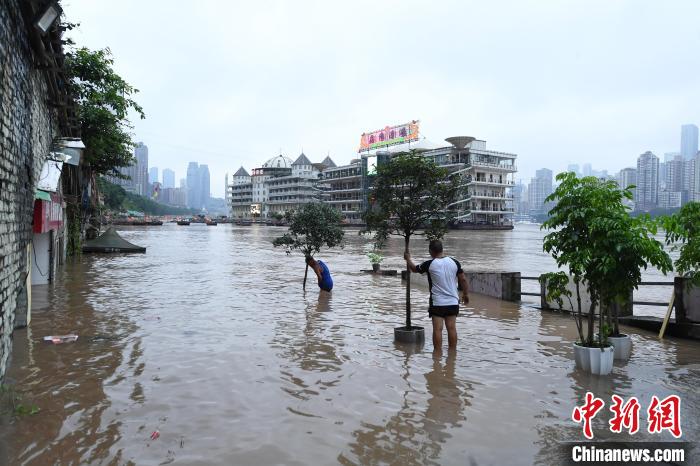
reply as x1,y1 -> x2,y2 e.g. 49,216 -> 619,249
0,0 -> 59,379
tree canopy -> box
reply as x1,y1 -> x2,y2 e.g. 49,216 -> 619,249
363,151 -> 458,248
663,201 -> 700,285
65,47 -> 145,177
542,172 -> 672,344
272,203 -> 345,288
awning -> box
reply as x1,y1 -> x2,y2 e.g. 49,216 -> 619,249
34,190 -> 52,201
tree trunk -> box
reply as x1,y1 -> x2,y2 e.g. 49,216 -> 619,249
574,280 -> 585,344
404,236 -> 411,329
303,263 -> 308,290
587,296 -> 595,347
599,299 -> 605,347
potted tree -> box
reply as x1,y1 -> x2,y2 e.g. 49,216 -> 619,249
367,251 -> 384,272
663,201 -> 700,321
363,151 -> 458,344
541,173 -> 672,373
272,202 -> 344,289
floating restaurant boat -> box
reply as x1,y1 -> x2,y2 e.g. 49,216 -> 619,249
82,227 -> 146,253
111,219 -> 163,226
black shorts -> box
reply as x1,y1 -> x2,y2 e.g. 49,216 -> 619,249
429,305 -> 459,318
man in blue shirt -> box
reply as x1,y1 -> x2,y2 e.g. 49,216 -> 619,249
306,256 -> 333,292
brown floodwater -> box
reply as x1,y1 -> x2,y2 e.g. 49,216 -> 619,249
0,224 -> 698,465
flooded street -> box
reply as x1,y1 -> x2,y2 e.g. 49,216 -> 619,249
1,224 -> 698,465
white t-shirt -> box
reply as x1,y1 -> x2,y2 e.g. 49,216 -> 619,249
416,257 -> 463,307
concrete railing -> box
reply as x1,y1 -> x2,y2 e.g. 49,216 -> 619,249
402,270 -> 521,302
675,277 -> 700,323
400,271 -> 699,323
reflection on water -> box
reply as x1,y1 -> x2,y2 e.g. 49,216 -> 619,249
0,224 -> 697,465
340,346 -> 473,466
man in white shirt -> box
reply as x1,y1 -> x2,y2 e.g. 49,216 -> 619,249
404,240 -> 469,350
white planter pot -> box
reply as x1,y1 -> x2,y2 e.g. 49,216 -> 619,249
573,343 -> 614,375
573,343 -> 590,372
608,334 -> 632,361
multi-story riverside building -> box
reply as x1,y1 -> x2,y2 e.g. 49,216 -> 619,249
229,134 -> 517,228
229,153 -> 324,219
415,137 -> 516,227
321,158 -> 364,223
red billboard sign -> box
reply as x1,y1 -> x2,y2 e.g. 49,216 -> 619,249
358,120 -> 420,152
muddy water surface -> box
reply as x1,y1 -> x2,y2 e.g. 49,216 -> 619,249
1,224 -> 698,465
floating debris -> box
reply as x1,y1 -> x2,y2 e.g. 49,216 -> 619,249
43,335 -> 78,344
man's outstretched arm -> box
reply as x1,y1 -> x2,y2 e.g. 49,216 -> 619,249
457,271 -> 469,304
403,252 -> 419,273
306,256 -> 322,281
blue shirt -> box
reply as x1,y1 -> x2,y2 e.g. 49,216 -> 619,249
318,260 -> 333,291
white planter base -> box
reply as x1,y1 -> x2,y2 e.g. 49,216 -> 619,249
574,344 -> 614,375
608,334 -> 632,361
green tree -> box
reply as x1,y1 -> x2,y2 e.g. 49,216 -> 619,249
65,47 -> 145,177
97,177 -> 126,210
272,203 -> 345,289
663,201 -> 700,285
363,151 -> 458,329
542,173 -> 672,346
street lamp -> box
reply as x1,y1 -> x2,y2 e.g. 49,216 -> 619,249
34,1 -> 62,34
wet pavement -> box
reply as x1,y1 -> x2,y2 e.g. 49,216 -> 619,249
0,224 -> 698,465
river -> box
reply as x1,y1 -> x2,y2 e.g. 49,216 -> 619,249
0,224 -> 697,465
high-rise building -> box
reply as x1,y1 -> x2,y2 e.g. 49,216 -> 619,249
617,167 -> 637,190
527,168 -> 553,217
617,167 -> 637,208
684,157 -> 696,202
567,164 -> 580,176
134,142 -> 149,196
149,166 -> 159,184
666,154 -> 685,192
681,124 -> 698,160
162,168 -> 175,189
635,151 -> 659,211
582,163 -> 592,177
199,164 -> 211,209
108,142 -> 149,194
694,152 -> 700,201
179,178 -> 186,189
186,162 -> 201,209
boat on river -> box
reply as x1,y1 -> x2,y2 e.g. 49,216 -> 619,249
111,219 -> 163,226
177,220 -> 190,226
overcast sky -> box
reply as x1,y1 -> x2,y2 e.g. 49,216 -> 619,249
63,1 -> 700,198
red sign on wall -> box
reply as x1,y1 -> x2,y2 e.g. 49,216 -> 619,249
33,192 -> 64,234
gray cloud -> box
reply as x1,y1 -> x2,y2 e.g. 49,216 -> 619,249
64,0 -> 700,196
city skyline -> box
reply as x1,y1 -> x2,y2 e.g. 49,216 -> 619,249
62,1 -> 700,198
